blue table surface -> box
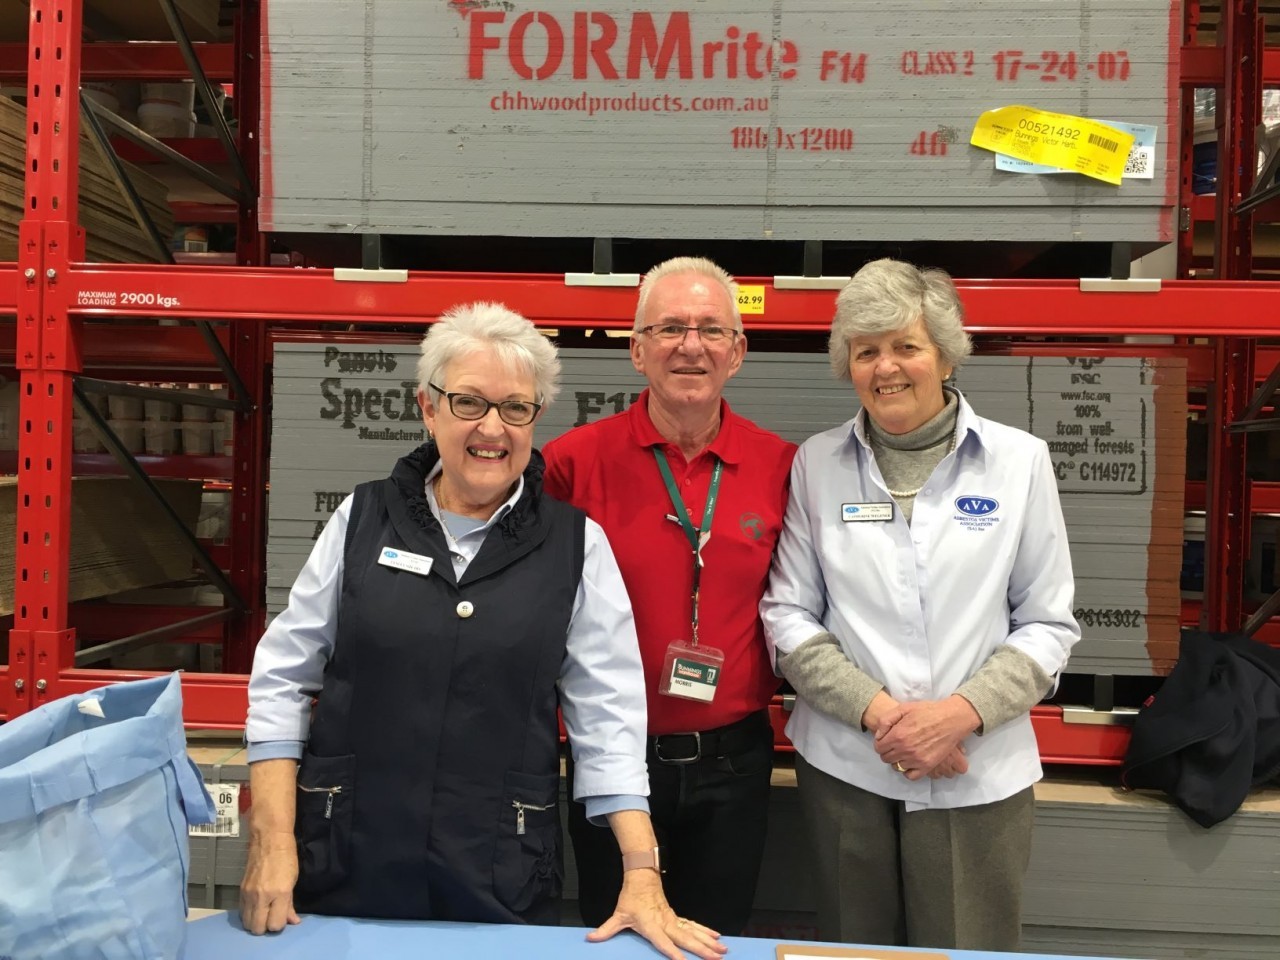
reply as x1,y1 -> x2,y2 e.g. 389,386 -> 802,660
183,914 -> 1133,960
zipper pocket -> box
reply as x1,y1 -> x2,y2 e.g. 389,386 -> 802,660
298,783 -> 344,819
511,799 -> 554,836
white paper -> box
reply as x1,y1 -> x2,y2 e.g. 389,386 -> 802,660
996,120 -> 1157,180
190,782 -> 240,838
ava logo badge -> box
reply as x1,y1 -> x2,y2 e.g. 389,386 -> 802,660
955,497 -> 998,516
954,496 -> 1000,530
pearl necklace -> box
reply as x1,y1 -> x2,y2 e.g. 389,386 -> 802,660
431,477 -> 463,549
883,428 -> 958,499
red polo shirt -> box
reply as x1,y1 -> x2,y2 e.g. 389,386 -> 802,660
543,390 -> 796,736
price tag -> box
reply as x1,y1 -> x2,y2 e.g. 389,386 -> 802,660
970,105 -> 1135,185
736,284 -> 766,315
190,781 -> 241,838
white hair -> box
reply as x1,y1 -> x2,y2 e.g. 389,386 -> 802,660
828,258 -> 972,380
417,302 -> 561,404
633,256 -> 741,331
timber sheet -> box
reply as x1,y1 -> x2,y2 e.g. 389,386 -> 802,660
261,0 -> 1180,243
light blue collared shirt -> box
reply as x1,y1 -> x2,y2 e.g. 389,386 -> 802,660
761,392 -> 1080,811
247,463 -> 648,822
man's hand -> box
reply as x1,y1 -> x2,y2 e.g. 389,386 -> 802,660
239,830 -> 301,935
586,868 -> 727,960
874,695 -> 981,780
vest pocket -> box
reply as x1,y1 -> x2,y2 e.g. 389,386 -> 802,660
294,752 -> 356,896
493,769 -> 563,915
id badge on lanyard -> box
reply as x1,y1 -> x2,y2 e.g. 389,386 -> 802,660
652,449 -> 726,704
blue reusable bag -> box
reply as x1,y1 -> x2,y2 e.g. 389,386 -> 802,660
0,672 -> 215,960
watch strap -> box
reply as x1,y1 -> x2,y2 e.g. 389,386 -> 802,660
621,846 -> 661,873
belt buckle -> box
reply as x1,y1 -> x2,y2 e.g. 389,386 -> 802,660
654,731 -> 701,764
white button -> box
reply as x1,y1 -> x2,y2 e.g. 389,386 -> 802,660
456,601 -> 474,618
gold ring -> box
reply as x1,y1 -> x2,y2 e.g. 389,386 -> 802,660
676,918 -> 688,928
894,761 -> 906,773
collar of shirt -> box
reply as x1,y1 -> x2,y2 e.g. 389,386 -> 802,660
626,387 -> 745,465
422,460 -> 522,539
848,387 -> 989,457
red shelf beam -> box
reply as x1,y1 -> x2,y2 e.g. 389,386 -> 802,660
0,42 -> 233,82
111,137 -> 232,167
44,266 -> 1280,336
1190,193 -> 1280,225
1187,480 -> 1280,514
170,202 -> 240,224
67,604 -> 228,642
1031,706 -> 1130,766
1181,44 -> 1280,86
8,266 -> 1280,341
0,451 -> 231,479
770,700 -> 1128,764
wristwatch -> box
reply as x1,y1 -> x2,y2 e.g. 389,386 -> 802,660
621,845 -> 662,874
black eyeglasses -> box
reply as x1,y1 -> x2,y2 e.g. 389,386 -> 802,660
428,382 -> 542,426
638,323 -> 740,344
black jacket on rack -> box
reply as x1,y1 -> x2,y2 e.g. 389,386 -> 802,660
1121,630 -> 1280,828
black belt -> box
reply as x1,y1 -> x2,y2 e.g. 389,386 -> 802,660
647,710 -> 769,765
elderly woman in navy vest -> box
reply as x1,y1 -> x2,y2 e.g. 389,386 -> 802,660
762,259 -> 1080,951
241,303 -> 725,960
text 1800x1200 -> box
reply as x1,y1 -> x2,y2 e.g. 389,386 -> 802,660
731,127 -> 854,151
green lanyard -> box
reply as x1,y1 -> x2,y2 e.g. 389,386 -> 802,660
653,449 -> 723,646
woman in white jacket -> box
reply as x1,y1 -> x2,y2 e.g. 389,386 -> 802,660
761,258 -> 1080,951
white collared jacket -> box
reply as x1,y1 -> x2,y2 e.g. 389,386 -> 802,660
761,391 -> 1080,810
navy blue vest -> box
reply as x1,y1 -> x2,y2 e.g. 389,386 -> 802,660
293,444 -> 584,924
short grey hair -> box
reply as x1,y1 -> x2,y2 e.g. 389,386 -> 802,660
828,258 -> 972,380
633,256 -> 741,331
417,302 -> 561,405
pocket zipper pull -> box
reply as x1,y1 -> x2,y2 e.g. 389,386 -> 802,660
514,801 -> 527,836
325,792 -> 335,820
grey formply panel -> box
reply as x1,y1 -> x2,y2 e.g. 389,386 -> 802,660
268,343 -> 1186,673
262,0 -> 1179,243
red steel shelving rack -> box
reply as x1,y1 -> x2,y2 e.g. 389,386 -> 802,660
2,1 -> 1279,764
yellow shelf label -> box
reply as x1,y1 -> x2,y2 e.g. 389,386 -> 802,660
970,105 -> 1135,186
737,285 -> 766,315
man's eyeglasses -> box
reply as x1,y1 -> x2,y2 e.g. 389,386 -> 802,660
428,382 -> 542,426
638,323 -> 740,344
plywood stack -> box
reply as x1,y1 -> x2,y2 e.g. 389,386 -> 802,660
1022,779 -> 1280,960
265,342 -> 1187,681
263,0 -> 1179,243
0,477 -> 202,616
0,94 -> 173,263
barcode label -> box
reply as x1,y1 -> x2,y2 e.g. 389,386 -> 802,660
1087,133 -> 1120,152
190,782 -> 241,838
190,815 -> 239,838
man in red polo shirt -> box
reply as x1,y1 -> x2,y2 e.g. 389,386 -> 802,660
543,257 -> 796,937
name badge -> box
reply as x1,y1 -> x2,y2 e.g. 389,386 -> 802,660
658,640 -> 725,703
842,502 -> 894,522
377,546 -> 434,577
